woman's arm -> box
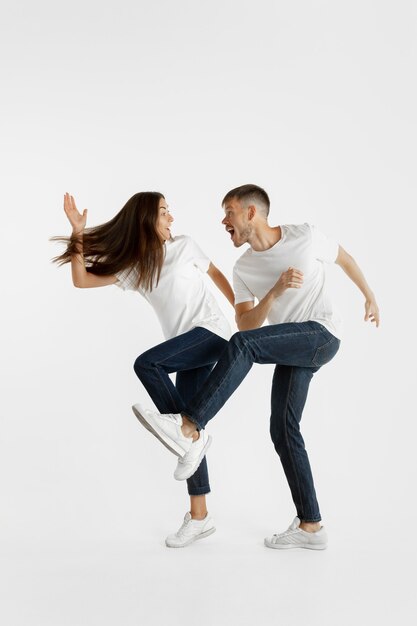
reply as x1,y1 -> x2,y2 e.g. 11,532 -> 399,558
64,193 -> 117,288
335,245 -> 380,327
207,263 -> 235,307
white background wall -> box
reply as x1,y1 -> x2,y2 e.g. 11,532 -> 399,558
1,1 -> 415,625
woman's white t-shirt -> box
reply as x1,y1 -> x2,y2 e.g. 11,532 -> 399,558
115,235 -> 231,341
233,223 -> 342,339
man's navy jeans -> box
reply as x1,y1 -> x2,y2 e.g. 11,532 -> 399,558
183,321 -> 340,522
133,327 -> 227,496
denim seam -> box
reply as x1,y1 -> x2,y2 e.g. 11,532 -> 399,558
283,371 -> 321,523
312,337 -> 338,367
249,329 -> 328,362
149,364 -> 182,411
256,328 -> 325,342
151,330 -> 219,369
282,367 -> 305,520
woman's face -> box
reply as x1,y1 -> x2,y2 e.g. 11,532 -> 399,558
156,198 -> 174,242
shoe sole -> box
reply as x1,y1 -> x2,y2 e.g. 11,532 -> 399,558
165,527 -> 216,548
264,538 -> 327,550
132,404 -> 187,458
174,435 -> 212,481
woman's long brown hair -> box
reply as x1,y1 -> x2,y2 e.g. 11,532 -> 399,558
52,192 -> 166,291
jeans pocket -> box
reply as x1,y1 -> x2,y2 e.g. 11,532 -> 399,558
312,337 -> 340,367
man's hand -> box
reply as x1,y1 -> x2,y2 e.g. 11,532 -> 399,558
271,267 -> 304,298
364,297 -> 380,328
335,246 -> 380,329
64,192 -> 87,235
235,267 -> 303,331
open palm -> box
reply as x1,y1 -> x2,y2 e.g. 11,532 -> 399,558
64,192 -> 87,233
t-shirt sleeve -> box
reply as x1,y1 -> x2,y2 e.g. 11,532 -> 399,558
233,266 -> 255,305
115,266 -> 139,291
188,237 -> 211,273
309,224 -> 339,263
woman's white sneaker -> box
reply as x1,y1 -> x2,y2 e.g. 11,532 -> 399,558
165,512 -> 216,548
264,517 -> 328,550
131,404 -> 192,457
174,430 -> 212,480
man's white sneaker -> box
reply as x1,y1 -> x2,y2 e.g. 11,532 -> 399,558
131,404 -> 192,457
174,430 -> 212,480
165,512 -> 216,548
264,517 -> 328,550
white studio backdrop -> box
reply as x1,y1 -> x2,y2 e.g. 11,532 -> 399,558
0,1 -> 416,625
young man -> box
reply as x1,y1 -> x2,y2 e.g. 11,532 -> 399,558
133,184 -> 379,549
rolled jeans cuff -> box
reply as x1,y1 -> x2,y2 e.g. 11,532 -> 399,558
187,485 -> 211,496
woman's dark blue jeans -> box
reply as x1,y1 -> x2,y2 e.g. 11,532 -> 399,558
183,321 -> 340,522
133,327 -> 227,496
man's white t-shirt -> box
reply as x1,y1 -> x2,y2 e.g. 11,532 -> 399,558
115,235 -> 231,341
233,223 -> 342,339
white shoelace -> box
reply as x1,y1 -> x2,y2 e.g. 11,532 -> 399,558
272,528 -> 300,540
163,413 -> 180,422
176,519 -> 194,537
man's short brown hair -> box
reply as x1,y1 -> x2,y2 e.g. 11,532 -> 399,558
222,184 -> 270,217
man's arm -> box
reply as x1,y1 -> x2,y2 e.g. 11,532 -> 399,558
235,267 -> 304,331
207,263 -> 235,307
235,298 -> 271,331
335,245 -> 380,327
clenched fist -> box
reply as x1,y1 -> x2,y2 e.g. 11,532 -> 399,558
271,267 -> 304,298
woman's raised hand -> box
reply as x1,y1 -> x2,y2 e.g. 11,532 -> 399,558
64,192 -> 87,234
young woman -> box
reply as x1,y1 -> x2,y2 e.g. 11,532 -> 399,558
53,191 -> 234,547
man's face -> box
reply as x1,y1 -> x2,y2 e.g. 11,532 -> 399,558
222,197 -> 252,247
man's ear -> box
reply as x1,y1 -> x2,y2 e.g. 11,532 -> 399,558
247,205 -> 256,220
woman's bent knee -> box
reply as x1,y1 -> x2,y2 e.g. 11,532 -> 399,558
133,353 -> 151,377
